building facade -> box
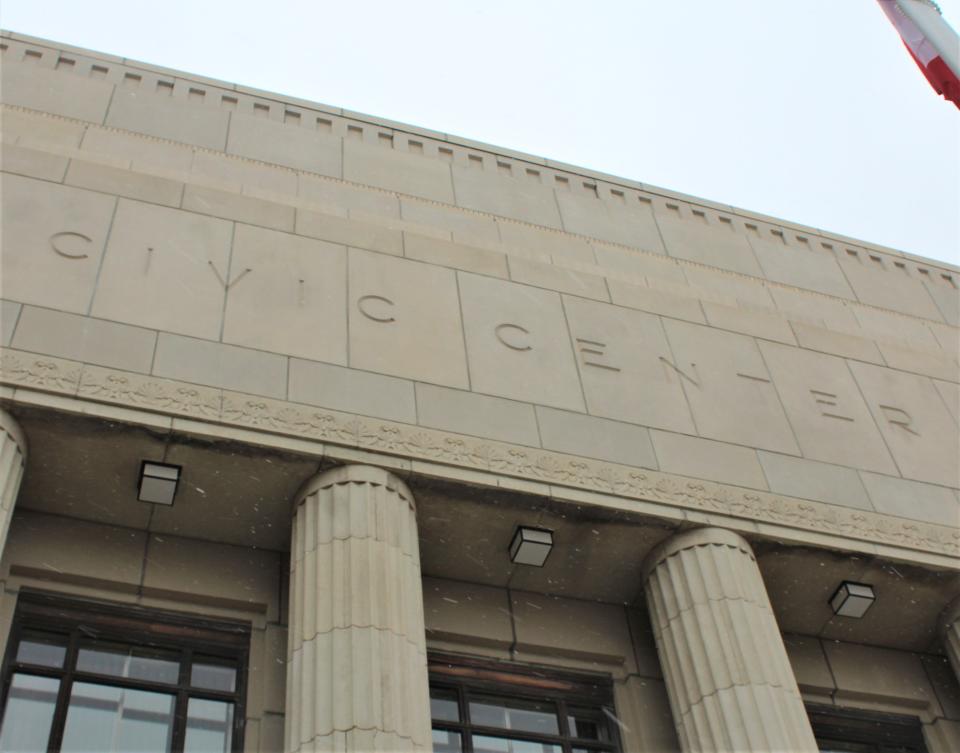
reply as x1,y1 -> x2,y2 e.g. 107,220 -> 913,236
0,30 -> 958,753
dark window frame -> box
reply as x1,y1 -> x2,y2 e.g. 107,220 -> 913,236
807,704 -> 928,753
0,590 -> 251,753
429,652 -> 622,753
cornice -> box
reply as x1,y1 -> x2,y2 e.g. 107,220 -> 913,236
1,347 -> 957,566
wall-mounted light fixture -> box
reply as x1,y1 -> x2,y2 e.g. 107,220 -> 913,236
509,526 -> 553,567
138,461 -> 182,506
829,581 -> 876,618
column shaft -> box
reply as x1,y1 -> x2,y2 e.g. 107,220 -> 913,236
643,527 -> 818,752
0,410 -> 26,558
284,465 -> 431,753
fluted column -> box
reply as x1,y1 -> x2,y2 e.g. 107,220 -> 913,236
642,527 -> 818,752
0,409 -> 26,557
284,464 -> 431,753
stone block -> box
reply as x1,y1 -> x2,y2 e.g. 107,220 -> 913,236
683,265 -> 774,309
0,301 -> 20,346
80,127 -> 195,172
783,635 -> 835,700
348,249 -> 469,388
508,257 -> 609,301
296,208 -> 402,257
91,199 -> 233,340
402,233 -> 507,278
769,286 -> 862,332
415,383 -> 538,445
849,361 -> 959,488
153,334 -> 288,399
399,199 -> 500,246
563,296 -> 696,433
878,341 -> 959,383
662,320 -> 799,454
854,306 -> 940,349
922,277 -> 960,326
824,641 -> 943,717
702,301 -> 796,344
757,451 -> 873,511
182,185 -> 293,231
607,278 -> 707,323
839,254 -> 944,320
655,205 -> 762,276
614,677 -> 681,753
0,107 -> 87,148
497,221 -> 593,263
299,174 -> 399,219
1,60 -> 114,123
142,534 -> 281,619
344,139 -> 452,203
555,191 -> 665,253
1,142 -> 69,181
222,224 -> 347,365
452,167 -> 561,228
511,590 -> 636,671
65,158 -> 184,207
288,359 -> 415,424
0,174 -> 116,313
790,321 -> 884,363
649,430 -> 768,489
458,271 -> 584,411
535,406 -> 658,468
592,243 -> 686,283
626,608 -> 663,679
934,379 -> 959,424
925,718 -> 960,753
192,151 -> 297,197
106,87 -> 230,149
3,510 -> 146,588
859,472 -> 959,527
227,114 -> 341,177
422,576 -> 513,649
758,341 -> 898,474
749,236 -> 856,299
922,654 -> 960,721
11,306 -> 156,373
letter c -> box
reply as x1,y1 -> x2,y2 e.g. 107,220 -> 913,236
49,231 -> 92,259
357,295 -> 396,323
495,323 -> 532,351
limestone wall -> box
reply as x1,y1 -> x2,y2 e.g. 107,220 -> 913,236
1,32 -> 957,560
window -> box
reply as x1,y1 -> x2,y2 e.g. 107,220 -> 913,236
429,653 -> 621,753
0,592 -> 249,753
808,705 -> 928,753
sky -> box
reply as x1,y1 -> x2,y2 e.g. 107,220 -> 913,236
2,0 -> 958,266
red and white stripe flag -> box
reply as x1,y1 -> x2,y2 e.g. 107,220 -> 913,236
878,0 -> 960,108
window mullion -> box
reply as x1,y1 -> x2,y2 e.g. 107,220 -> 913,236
45,627 -> 79,753
171,647 -> 192,753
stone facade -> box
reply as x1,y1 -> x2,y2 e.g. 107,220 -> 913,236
0,30 -> 957,753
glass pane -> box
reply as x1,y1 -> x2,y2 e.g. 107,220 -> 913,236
567,707 -> 611,741
431,728 -> 462,753
430,686 -> 459,721
184,698 -> 233,753
190,658 -> 237,693
0,673 -> 60,752
76,642 -> 180,684
15,632 -> 67,668
473,735 -> 561,753
470,695 -> 559,735
60,682 -> 175,753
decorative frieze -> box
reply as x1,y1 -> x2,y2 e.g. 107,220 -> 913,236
1,348 -> 958,560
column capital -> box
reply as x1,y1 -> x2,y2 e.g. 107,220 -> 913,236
0,408 -> 27,460
295,463 -> 414,511
642,525 -> 754,582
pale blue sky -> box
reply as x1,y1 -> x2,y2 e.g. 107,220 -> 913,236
2,0 -> 958,265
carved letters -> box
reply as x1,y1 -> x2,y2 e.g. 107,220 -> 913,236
494,323 -> 532,351
810,389 -> 854,422
357,295 -> 396,323
49,231 -> 91,259
575,339 -> 620,372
